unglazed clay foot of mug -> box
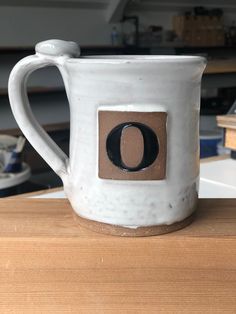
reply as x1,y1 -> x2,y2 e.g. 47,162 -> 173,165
72,211 -> 196,237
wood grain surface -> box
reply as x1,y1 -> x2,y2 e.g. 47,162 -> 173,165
200,154 -> 230,163
205,58 -> 236,74
225,128 -> 236,150
217,114 -> 236,129
0,122 -> 69,136
0,198 -> 235,313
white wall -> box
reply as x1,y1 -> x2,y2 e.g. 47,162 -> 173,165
0,6 -> 118,46
131,10 -> 236,32
126,10 -> 179,32
1,5 -> 236,47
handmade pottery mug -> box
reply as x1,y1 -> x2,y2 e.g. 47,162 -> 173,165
8,39 -> 206,236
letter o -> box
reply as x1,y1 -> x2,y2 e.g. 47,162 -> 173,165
106,122 -> 159,172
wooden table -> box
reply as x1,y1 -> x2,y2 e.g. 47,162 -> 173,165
0,198 -> 235,313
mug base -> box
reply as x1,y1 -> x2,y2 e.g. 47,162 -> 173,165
72,211 -> 195,237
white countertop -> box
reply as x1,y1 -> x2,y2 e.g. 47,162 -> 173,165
200,158 -> 236,198
31,157 -> 236,199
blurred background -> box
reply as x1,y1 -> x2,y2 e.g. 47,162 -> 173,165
0,0 -> 236,196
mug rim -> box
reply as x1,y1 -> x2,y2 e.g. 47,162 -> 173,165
67,55 -> 206,64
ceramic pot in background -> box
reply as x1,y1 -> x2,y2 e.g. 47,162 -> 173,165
8,39 -> 206,236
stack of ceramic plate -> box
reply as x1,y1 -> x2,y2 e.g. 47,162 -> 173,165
0,135 -> 31,190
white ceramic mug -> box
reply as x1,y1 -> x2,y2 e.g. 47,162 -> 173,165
8,39 -> 206,236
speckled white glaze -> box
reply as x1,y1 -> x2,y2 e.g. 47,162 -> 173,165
8,39 -> 206,228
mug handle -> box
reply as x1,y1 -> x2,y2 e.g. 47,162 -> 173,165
8,39 -> 80,181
